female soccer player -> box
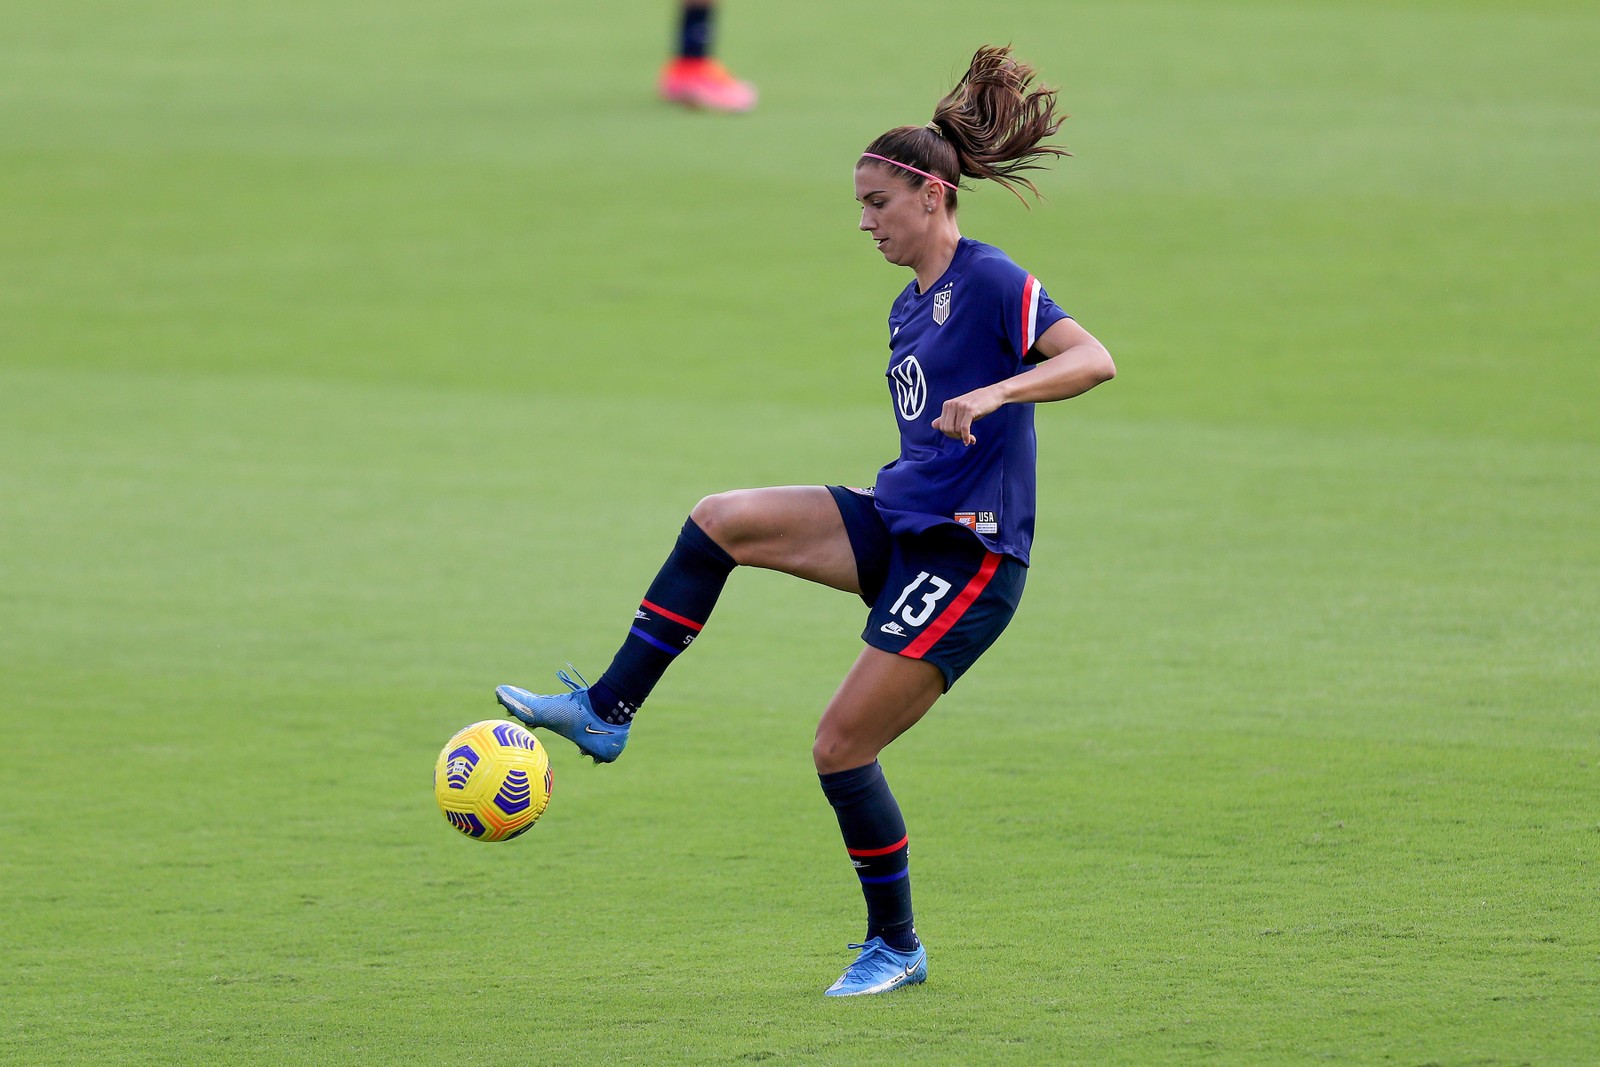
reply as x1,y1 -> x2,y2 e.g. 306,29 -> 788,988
498,44 -> 1114,996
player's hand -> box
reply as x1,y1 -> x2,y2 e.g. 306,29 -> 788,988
932,386 -> 1004,446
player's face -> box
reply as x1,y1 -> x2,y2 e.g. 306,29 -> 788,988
855,165 -> 940,270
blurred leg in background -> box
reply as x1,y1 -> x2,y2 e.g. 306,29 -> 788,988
658,1 -> 757,112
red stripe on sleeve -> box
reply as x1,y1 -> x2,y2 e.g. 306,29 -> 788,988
1020,274 -> 1039,356
902,552 -> 1002,659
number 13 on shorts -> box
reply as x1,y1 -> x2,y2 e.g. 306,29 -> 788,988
889,571 -> 952,628
860,534 -> 1022,688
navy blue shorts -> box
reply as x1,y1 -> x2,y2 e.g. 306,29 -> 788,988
828,486 -> 1027,690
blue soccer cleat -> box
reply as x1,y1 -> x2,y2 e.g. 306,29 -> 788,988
495,669 -> 630,764
823,937 -> 927,997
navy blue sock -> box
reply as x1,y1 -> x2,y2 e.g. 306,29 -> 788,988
819,761 -> 917,952
590,518 -> 735,725
676,3 -> 713,60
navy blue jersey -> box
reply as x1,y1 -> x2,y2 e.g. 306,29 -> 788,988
873,237 -> 1070,565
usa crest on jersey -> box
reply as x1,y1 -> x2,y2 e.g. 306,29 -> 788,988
932,287 -> 951,326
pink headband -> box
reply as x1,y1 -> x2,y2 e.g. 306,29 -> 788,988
858,152 -> 958,192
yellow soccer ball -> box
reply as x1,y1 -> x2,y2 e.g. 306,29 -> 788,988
433,720 -> 552,841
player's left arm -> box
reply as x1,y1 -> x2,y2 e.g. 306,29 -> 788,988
932,318 -> 1115,446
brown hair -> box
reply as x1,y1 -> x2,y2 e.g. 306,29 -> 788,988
860,44 -> 1068,209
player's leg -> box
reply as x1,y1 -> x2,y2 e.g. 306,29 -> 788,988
815,648 -> 942,996
497,486 -> 862,762
585,486 -> 861,721
690,486 -> 862,592
658,2 -> 757,113
817,529 -> 1027,995
813,647 -> 945,774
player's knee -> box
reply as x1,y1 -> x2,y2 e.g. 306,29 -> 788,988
691,491 -> 753,556
689,492 -> 728,533
812,726 -> 870,774
811,731 -> 841,773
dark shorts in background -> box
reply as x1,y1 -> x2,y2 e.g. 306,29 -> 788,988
828,485 -> 1027,690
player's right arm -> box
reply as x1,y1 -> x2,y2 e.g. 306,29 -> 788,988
932,318 -> 1114,445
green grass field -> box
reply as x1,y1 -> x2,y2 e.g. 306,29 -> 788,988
3,1 -> 1597,1063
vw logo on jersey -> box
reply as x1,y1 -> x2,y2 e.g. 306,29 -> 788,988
890,355 -> 927,422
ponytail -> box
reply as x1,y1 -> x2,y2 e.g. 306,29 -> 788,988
860,45 -> 1067,209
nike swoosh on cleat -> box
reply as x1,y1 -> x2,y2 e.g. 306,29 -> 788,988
583,725 -> 617,735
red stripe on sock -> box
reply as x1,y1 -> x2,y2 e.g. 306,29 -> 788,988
901,552 -> 1002,659
640,599 -> 704,631
847,834 -> 909,858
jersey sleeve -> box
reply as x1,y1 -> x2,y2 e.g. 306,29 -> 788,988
978,253 -> 1071,361
1015,274 -> 1070,360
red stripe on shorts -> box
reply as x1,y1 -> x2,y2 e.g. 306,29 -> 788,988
640,599 -> 704,631
902,552 -> 1002,659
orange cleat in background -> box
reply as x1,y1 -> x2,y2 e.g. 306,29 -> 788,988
658,57 -> 757,113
